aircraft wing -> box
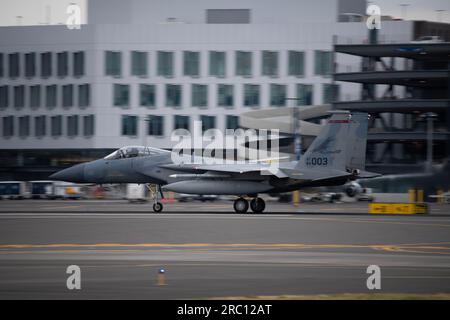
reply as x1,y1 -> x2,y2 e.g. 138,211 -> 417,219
281,168 -> 353,181
160,163 -> 355,181
159,163 -> 289,178
357,170 -> 382,179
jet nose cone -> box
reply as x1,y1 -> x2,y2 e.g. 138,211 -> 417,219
49,163 -> 86,182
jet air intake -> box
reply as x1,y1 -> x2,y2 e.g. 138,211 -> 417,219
163,180 -> 272,195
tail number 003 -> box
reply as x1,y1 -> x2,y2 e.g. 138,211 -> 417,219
306,157 -> 328,166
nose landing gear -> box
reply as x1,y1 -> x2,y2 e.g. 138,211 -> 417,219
233,197 -> 266,214
146,184 -> 164,213
153,201 -> 163,213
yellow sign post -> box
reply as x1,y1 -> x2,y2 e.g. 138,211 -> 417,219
369,203 -> 428,215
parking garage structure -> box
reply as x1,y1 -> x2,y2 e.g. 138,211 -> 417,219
334,41 -> 450,174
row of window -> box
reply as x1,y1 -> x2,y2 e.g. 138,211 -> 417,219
122,115 -> 239,137
1,114 -> 238,139
0,84 -> 90,109
2,115 -> 94,138
105,50 -> 333,78
0,51 -> 85,79
113,83 -> 340,108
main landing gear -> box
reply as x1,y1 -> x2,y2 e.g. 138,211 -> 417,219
146,184 -> 164,213
233,197 -> 266,214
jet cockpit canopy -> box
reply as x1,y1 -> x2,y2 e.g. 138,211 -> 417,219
104,146 -> 169,160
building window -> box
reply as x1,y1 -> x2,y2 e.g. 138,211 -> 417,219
244,84 -> 260,107
184,51 -> 200,77
41,52 -> 52,78
296,84 -> 313,106
0,85 -> 8,109
57,52 -> 68,77
288,51 -> 305,77
140,84 -> 155,107
51,115 -> 62,136
270,84 -> 286,107
323,84 -> 340,104
226,115 -> 239,130
25,53 -> 36,78
200,115 -> 216,132
78,84 -> 90,107
30,85 -> 41,109
192,84 -> 208,108
46,85 -> 57,108
121,115 -> 138,136
174,115 -> 189,131
62,84 -> 74,108
209,51 -> 226,77
0,53 -> 3,78
236,51 -> 252,77
218,84 -> 233,108
315,50 -> 333,76
35,115 -> 46,137
147,115 -> 164,136
83,115 -> 95,136
113,84 -> 129,107
14,85 -> 25,109
105,51 -> 122,77
8,53 -> 19,78
157,51 -> 174,77
2,116 -> 14,137
166,84 -> 182,107
131,51 -> 147,77
206,9 -> 250,24
67,115 -> 79,136
18,116 -> 30,137
262,51 -> 278,77
73,51 -> 85,77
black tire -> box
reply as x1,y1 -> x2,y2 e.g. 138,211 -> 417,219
233,198 -> 249,214
153,202 -> 163,213
250,198 -> 266,213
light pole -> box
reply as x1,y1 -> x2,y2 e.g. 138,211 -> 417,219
400,4 -> 410,20
286,98 -> 302,161
422,112 -> 437,173
435,10 -> 446,23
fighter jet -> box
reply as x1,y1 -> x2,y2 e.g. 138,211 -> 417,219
50,111 -> 380,213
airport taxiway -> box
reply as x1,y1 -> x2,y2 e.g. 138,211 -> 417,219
0,200 -> 449,299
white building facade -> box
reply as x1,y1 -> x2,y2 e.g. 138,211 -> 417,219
0,0 -> 416,179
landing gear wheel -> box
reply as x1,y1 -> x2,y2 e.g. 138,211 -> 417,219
153,202 -> 163,213
233,198 -> 249,214
250,197 -> 266,213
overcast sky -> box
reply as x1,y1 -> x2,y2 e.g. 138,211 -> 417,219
0,0 -> 449,26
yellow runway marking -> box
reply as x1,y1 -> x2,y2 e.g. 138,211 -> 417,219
0,242 -> 449,255
40,205 -> 80,210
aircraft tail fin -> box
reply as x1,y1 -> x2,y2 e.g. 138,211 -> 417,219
295,111 -> 369,172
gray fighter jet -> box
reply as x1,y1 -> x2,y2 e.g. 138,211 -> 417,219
50,111 -> 380,213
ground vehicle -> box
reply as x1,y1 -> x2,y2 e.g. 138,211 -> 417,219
54,182 -> 83,199
410,36 -> 444,44
357,188 -> 374,202
0,181 -> 28,200
126,183 -> 148,203
30,181 -> 56,199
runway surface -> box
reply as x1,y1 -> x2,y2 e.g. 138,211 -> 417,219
0,201 -> 450,299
